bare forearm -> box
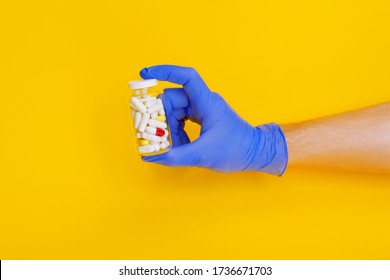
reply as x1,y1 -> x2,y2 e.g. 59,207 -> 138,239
281,102 -> 390,172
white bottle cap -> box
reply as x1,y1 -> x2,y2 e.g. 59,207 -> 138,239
128,79 -> 157,90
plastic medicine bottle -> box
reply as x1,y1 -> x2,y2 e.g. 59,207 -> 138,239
128,79 -> 172,155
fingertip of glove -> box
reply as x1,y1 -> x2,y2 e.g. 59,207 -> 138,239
141,155 -> 154,162
141,154 -> 165,163
139,67 -> 152,79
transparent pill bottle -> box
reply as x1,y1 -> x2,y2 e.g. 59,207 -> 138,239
128,79 -> 172,156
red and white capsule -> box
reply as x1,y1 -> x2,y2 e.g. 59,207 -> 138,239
145,126 -> 165,136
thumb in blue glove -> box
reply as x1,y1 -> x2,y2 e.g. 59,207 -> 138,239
139,65 -> 288,176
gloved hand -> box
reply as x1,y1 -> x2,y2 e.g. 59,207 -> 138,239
140,65 -> 288,176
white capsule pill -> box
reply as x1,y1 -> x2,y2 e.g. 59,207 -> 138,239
160,142 -> 169,149
151,112 -> 158,119
135,90 -> 141,95
140,96 -> 155,102
136,132 -> 142,139
134,112 -> 141,129
138,144 -> 155,153
158,109 -> 165,116
141,88 -> 147,94
161,136 -> 168,143
147,103 -> 163,114
145,99 -> 158,107
130,102 -> 137,111
138,113 -> 150,132
131,97 -> 147,113
148,119 -> 167,129
145,126 -> 157,135
153,142 -> 160,152
141,132 -> 162,143
163,129 -> 169,136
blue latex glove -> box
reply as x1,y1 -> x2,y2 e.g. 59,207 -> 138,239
140,65 -> 288,176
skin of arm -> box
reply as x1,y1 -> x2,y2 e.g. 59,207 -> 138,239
281,102 -> 390,172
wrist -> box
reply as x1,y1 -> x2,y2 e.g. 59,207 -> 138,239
246,123 -> 289,176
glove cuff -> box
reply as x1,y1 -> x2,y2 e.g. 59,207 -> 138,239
248,123 -> 289,176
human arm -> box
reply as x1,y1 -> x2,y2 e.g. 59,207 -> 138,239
139,64 -> 390,175
282,102 -> 390,172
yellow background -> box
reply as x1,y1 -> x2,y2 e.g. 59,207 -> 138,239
1,0 -> 390,259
